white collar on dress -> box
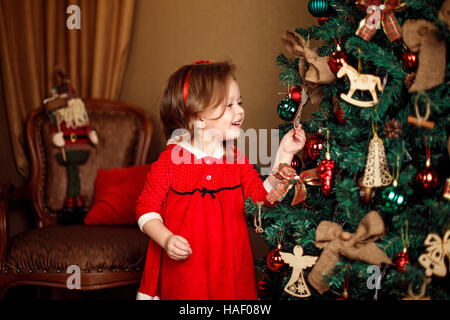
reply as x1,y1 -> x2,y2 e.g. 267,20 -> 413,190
167,134 -> 225,160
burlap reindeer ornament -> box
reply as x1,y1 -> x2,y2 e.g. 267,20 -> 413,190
402,19 -> 446,92
281,30 -> 335,105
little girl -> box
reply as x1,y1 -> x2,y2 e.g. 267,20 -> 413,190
136,61 -> 306,300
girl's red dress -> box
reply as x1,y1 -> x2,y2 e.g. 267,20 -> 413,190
136,142 -> 277,300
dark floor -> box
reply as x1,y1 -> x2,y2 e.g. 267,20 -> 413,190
4,284 -> 140,300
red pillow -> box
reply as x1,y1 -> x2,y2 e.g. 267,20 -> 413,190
84,164 -> 151,225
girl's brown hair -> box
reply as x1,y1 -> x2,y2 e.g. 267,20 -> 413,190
160,61 -> 236,140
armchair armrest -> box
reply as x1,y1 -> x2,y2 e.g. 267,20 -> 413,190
0,183 -> 30,272
0,184 -> 10,272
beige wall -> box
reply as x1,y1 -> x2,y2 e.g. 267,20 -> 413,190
120,0 -> 316,164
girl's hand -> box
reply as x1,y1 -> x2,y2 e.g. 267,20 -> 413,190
164,234 -> 192,261
279,124 -> 306,156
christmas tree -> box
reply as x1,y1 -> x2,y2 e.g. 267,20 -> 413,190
246,0 -> 450,300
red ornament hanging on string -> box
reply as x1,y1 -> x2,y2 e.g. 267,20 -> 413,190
402,50 -> 418,71
267,228 -> 286,272
415,137 -> 439,193
318,129 -> 335,196
328,29 -> 348,74
318,156 -> 335,196
329,47 -> 348,74
318,16 -> 329,26
267,246 -> 285,272
291,154 -> 302,172
336,289 -> 349,300
415,163 -> 439,193
288,86 -> 302,103
393,248 -> 410,272
336,269 -> 350,300
303,133 -> 324,163
393,222 -> 410,272
256,280 -> 268,299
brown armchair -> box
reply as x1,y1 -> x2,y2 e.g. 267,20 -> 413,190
0,99 -> 153,299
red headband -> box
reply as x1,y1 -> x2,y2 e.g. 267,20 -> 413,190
183,60 -> 212,104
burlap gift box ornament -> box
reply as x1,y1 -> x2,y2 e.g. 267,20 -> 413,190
402,19 -> 446,92
281,30 -> 333,106
281,30 -> 335,85
308,210 -> 392,294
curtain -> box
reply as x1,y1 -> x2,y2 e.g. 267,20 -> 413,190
0,0 -> 136,177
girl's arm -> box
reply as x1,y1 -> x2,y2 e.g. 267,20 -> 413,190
142,219 -> 192,261
240,125 -> 306,206
136,147 -> 192,261
265,125 -> 306,189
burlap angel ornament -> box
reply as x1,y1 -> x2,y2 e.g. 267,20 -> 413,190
281,30 -> 335,105
308,211 -> 392,294
280,245 -> 318,298
402,19 -> 446,92
418,230 -> 450,278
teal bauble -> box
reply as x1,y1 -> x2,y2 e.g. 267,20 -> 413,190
380,186 -> 406,213
308,0 -> 329,17
277,97 -> 299,121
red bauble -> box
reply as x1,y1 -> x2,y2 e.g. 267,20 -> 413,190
415,164 -> 439,193
393,248 -> 410,272
318,16 -> 329,26
256,280 -> 268,299
267,246 -> 285,272
291,154 -> 302,172
402,50 -> 418,71
336,106 -> 348,125
318,158 -> 335,196
303,134 -> 324,162
328,49 -> 348,74
336,290 -> 349,300
289,86 -> 302,103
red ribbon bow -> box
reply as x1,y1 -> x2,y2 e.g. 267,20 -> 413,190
356,0 -> 406,42
183,60 -> 213,104
266,163 -> 321,206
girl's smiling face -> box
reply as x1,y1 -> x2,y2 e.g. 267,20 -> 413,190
197,78 -> 245,141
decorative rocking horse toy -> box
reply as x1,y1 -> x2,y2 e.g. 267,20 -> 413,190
337,62 -> 384,108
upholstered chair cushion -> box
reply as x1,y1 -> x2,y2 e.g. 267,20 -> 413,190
5,225 -> 148,273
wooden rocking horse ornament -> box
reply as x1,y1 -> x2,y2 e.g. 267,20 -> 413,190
337,62 -> 384,108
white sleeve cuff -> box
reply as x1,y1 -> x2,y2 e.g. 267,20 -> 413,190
263,178 -> 274,193
136,292 -> 160,300
138,212 -> 163,232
